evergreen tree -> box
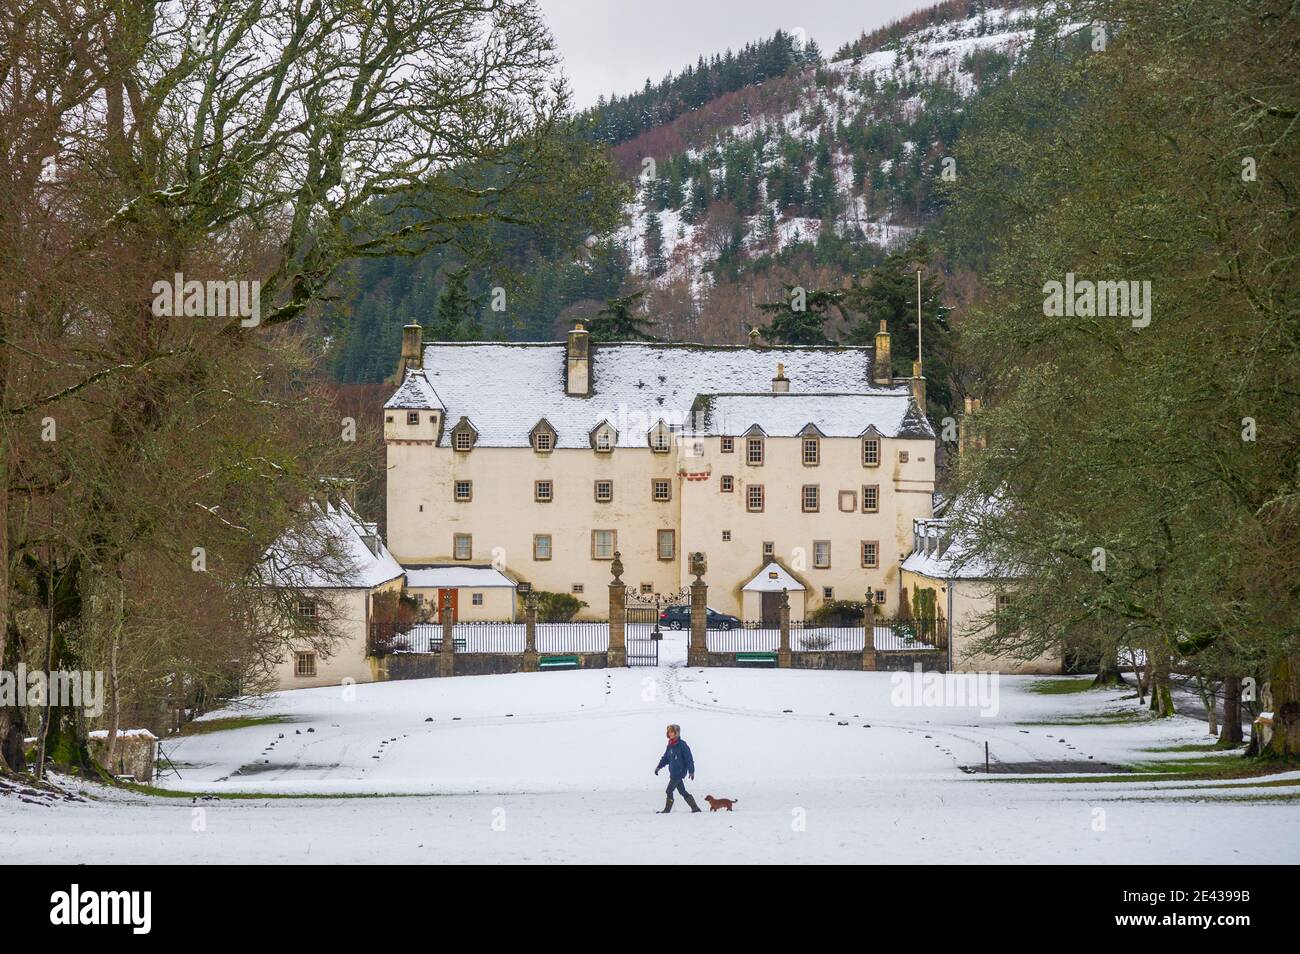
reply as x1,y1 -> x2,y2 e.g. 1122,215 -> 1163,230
588,290 -> 657,341
643,211 -> 666,277
757,284 -> 849,345
428,266 -> 482,341
844,238 -> 953,417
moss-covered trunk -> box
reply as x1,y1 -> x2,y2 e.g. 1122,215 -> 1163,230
1219,675 -> 1243,745
1265,656 -> 1300,760
1149,652 -> 1175,718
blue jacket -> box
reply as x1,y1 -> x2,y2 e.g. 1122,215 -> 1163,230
656,739 -> 695,779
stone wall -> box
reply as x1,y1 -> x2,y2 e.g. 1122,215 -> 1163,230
875,650 -> 946,672
380,652 -> 607,680
88,729 -> 158,782
791,651 -> 867,671
704,651 -> 867,670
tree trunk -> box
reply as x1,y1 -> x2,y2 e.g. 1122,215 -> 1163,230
1091,647 -> 1126,687
103,577 -> 126,768
1131,653 -> 1147,704
1199,679 -> 1218,736
0,348 -> 13,772
1219,675 -> 1243,745
1265,656 -> 1300,760
1149,653 -> 1175,718
34,551 -> 56,779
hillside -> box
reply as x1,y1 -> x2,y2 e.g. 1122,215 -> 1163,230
327,2 -> 1058,389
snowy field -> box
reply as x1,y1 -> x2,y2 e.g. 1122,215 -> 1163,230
5,636 -> 1299,864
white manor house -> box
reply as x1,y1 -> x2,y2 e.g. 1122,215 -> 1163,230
382,321 -> 938,625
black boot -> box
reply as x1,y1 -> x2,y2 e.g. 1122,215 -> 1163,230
683,794 -> 702,813
658,797 -> 674,814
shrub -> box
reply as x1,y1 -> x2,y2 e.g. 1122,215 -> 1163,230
808,599 -> 866,627
535,591 -> 588,622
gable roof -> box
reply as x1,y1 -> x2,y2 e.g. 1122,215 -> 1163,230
403,341 -> 906,448
404,565 -> 517,589
692,392 -> 935,440
901,495 -> 1019,581
262,498 -> 404,590
743,561 -> 806,592
384,369 -> 444,411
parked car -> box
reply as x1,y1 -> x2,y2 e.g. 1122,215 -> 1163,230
659,605 -> 741,631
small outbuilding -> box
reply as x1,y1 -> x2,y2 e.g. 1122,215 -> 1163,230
404,565 -> 519,621
741,561 -> 806,625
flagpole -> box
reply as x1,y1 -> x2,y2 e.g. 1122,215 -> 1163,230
916,267 -> 923,376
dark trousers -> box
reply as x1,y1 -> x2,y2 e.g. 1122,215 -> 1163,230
665,776 -> 692,799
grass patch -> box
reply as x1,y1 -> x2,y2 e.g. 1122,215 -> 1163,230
1141,743 -> 1240,754
1017,710 -> 1150,726
114,781 -> 392,800
986,755 -> 1297,785
1025,677 -> 1096,695
178,715 -> 290,736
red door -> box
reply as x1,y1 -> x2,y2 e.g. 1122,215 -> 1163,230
437,588 -> 459,623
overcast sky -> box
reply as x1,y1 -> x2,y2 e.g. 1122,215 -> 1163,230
537,0 -> 941,109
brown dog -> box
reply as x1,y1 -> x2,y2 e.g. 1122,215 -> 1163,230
705,795 -> 738,812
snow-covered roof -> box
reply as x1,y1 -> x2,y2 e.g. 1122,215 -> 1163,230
384,369 -> 444,410
901,496 -> 1018,581
404,341 -> 906,448
693,392 -> 934,439
262,498 -> 405,590
404,565 -> 517,589
743,562 -> 806,592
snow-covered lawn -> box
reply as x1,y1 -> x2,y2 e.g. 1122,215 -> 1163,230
5,653 -> 1299,863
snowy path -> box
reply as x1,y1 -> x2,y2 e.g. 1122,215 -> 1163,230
4,663 -> 1299,863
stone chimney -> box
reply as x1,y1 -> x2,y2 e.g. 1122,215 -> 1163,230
566,322 -> 591,396
959,397 -> 985,457
872,320 -> 892,386
910,359 -> 926,409
400,323 -> 423,375
771,362 -> 790,393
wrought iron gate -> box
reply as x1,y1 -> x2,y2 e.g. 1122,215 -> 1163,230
624,587 -> 690,667
625,604 -> 659,667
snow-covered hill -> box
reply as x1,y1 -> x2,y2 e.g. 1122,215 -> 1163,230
610,5 -> 1046,296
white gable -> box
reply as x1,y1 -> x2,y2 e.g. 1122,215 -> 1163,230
743,562 -> 806,592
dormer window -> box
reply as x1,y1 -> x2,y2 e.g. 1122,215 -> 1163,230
530,419 -> 557,454
648,420 -> 672,453
862,435 -> 881,467
802,435 -> 820,465
590,422 -> 617,453
451,416 -> 478,452
746,436 -> 764,466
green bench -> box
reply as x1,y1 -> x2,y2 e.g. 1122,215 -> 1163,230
539,655 -> 580,670
431,638 -> 468,652
735,652 -> 777,665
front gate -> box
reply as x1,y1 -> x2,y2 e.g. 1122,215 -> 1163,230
624,587 -> 690,667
